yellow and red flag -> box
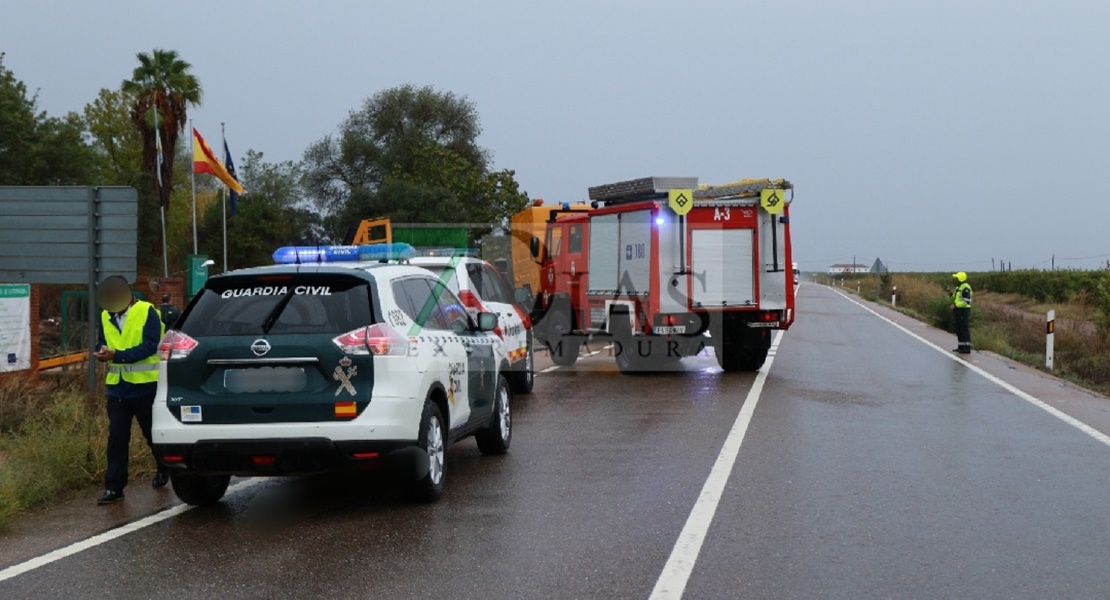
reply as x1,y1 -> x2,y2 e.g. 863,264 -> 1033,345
193,128 -> 245,194
334,401 -> 357,419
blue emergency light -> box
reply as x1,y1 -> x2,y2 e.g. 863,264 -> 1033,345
272,243 -> 416,264
358,242 -> 416,261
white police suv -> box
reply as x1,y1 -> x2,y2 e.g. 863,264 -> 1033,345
152,245 -> 513,505
410,256 -> 534,394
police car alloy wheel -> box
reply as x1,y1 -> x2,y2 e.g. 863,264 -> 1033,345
427,414 -> 445,485
408,400 -> 447,503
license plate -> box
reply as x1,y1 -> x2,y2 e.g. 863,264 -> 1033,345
653,326 -> 687,335
224,367 -> 307,393
747,321 -> 781,329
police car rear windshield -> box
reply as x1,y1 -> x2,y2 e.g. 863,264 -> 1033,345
179,274 -> 373,337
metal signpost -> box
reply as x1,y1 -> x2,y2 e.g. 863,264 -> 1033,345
0,186 -> 139,392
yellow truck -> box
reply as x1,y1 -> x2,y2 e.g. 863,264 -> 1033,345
509,199 -> 591,300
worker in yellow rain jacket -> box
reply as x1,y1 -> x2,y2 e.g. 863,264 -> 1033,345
92,276 -> 167,505
951,272 -> 973,355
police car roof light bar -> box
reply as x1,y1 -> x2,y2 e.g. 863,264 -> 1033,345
272,243 -> 417,265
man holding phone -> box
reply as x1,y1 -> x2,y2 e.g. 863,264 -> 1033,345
93,276 -> 168,504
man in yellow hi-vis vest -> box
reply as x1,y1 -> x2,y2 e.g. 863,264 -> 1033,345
950,272 -> 973,355
92,276 -> 167,504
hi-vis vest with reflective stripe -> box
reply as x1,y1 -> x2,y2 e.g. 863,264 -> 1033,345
101,301 -> 163,386
953,282 -> 973,309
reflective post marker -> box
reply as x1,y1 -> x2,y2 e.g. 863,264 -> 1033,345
1046,310 -> 1055,370
892,285 -> 897,308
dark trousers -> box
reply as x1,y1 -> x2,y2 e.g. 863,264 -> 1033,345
954,307 -> 972,353
104,392 -> 164,492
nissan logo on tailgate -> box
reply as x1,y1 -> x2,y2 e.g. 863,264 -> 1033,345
250,339 -> 272,357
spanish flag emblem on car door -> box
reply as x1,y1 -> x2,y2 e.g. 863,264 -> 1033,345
335,401 -> 357,419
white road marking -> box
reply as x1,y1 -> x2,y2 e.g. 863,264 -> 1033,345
539,344 -> 614,372
649,332 -> 784,600
0,478 -> 266,583
832,288 -> 1110,449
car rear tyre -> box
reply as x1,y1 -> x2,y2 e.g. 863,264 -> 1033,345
476,375 -> 512,455
510,340 -> 535,394
170,473 -> 231,506
407,400 -> 446,503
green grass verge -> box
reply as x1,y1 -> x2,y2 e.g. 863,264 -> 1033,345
0,375 -> 160,531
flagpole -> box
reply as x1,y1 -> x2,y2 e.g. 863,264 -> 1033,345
190,119 -> 198,254
154,102 -> 168,278
221,122 -> 228,273
160,206 -> 168,278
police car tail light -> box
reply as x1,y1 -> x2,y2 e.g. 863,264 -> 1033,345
159,331 -> 198,361
365,324 -> 408,356
333,325 -> 407,356
332,328 -> 372,355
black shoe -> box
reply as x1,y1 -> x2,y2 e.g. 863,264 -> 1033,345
97,490 -> 124,505
152,472 -> 169,489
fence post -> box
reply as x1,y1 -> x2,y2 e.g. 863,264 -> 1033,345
1046,310 -> 1055,370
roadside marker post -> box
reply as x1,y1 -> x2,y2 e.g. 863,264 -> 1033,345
1046,310 -> 1055,370
892,286 -> 897,308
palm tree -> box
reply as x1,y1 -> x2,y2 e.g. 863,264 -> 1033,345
122,49 -> 202,207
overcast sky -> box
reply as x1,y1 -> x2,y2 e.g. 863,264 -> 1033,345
3,1 -> 1108,271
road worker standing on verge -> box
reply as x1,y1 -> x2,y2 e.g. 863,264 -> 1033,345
92,276 -> 168,504
951,272 -> 973,354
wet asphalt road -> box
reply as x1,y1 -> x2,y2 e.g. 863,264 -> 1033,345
5,284 -> 1110,599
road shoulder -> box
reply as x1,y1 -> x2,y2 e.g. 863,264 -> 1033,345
834,286 -> 1110,439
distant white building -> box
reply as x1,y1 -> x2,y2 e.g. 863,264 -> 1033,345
828,263 -> 870,275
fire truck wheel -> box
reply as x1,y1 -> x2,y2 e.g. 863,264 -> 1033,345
715,343 -> 767,372
612,322 -> 660,374
545,311 -> 579,367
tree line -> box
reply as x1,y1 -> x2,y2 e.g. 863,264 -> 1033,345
0,50 -> 529,273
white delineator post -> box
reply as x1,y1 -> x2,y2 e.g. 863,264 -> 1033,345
1046,309 -> 1055,370
892,285 -> 897,308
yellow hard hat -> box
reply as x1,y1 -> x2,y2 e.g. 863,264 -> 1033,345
952,272 -> 967,283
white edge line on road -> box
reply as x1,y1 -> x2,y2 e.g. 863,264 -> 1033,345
831,288 -> 1110,449
537,343 -> 614,373
0,478 -> 265,583
649,331 -> 784,600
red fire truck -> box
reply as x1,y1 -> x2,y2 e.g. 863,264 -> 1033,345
532,176 -> 795,373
